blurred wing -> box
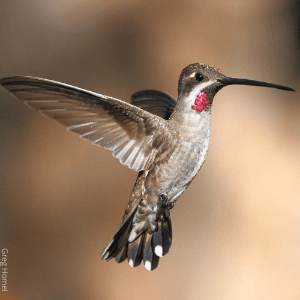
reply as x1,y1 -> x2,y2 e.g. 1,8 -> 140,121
0,76 -> 169,172
131,90 -> 177,120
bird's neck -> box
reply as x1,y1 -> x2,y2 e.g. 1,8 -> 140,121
169,98 -> 212,142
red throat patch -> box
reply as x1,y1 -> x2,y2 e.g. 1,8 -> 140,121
192,92 -> 209,112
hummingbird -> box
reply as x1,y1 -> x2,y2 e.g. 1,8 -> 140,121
0,63 -> 295,271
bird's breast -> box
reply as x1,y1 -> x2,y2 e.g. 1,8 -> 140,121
144,123 -> 211,202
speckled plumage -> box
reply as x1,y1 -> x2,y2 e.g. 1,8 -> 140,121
0,62 -> 294,271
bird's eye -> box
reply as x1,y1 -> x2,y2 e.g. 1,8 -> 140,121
195,73 -> 204,82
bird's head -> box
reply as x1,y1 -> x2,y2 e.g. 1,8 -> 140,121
178,62 -> 295,113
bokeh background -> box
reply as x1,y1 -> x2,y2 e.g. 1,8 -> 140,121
0,1 -> 299,299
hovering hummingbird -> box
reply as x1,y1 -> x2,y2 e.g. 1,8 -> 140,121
0,63 -> 295,271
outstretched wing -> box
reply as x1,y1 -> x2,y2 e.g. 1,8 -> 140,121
131,90 -> 177,120
0,76 -> 169,172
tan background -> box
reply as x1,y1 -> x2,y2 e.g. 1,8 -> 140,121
0,1 -> 299,299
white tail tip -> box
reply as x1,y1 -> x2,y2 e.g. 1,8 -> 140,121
154,245 -> 163,257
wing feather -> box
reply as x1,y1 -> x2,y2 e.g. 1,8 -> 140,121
0,76 -> 171,172
131,90 -> 177,120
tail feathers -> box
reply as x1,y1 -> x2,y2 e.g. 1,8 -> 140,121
127,234 -> 144,267
114,244 -> 127,263
141,212 -> 172,271
142,231 -> 159,271
102,210 -> 172,271
101,213 -> 134,261
152,213 -> 172,257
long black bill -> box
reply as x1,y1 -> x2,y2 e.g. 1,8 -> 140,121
218,77 -> 295,92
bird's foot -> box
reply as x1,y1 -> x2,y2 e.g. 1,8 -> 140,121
160,194 -> 176,210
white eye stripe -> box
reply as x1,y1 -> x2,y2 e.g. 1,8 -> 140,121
198,80 -> 214,91
190,72 -> 196,78
186,80 -> 214,103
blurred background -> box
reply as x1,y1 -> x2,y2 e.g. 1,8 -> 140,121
0,0 -> 299,299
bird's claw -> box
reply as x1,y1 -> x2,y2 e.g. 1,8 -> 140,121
160,194 -> 176,210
